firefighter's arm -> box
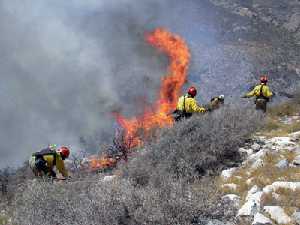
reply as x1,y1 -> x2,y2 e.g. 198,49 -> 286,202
264,86 -> 273,98
56,158 -> 68,177
245,88 -> 255,97
191,99 -> 206,113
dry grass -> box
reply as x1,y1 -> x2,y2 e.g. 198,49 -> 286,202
268,102 -> 300,117
275,188 -> 300,208
262,121 -> 300,138
221,150 -> 300,206
260,98 -> 300,137
262,188 -> 299,221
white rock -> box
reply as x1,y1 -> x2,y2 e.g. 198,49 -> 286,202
275,159 -> 289,169
293,155 -> 300,166
264,206 -> 291,224
221,168 -> 237,180
222,194 -> 240,201
246,178 -> 254,185
246,149 -> 267,164
222,194 -> 240,208
246,185 -> 260,200
238,191 -> 263,216
292,211 -> 300,224
251,143 -> 261,152
263,182 -> 300,194
250,158 -> 264,170
252,213 -> 273,225
294,147 -> 300,155
271,192 -> 281,201
222,183 -> 238,191
102,175 -> 116,182
269,137 -> 295,148
239,147 -> 253,156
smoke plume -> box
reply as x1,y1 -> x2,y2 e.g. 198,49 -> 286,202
0,0 -> 266,167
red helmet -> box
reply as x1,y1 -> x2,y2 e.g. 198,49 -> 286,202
187,86 -> 197,97
260,75 -> 268,83
57,146 -> 70,159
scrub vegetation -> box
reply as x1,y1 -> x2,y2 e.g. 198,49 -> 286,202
1,106 -> 261,225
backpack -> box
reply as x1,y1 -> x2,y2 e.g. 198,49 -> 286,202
33,148 -> 57,166
256,84 -> 269,102
172,95 -> 192,121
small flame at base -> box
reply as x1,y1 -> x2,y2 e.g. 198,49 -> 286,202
89,155 -> 117,171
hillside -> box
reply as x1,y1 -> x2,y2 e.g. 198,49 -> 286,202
1,1 -> 300,225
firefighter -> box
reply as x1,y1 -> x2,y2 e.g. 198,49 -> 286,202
208,95 -> 225,111
173,86 -> 206,121
242,75 -> 273,112
29,145 -> 70,179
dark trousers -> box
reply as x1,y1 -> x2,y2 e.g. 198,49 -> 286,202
255,98 -> 267,113
173,110 -> 193,122
35,158 -> 56,177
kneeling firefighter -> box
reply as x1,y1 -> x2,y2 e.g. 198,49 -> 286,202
242,75 -> 273,112
207,95 -> 225,111
173,86 -> 206,121
29,145 -> 70,178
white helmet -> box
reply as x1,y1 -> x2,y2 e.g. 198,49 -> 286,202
219,95 -> 225,100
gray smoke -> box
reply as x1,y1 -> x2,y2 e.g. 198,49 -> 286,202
0,0 -> 267,168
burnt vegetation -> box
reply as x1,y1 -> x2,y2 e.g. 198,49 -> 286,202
1,106 -> 262,225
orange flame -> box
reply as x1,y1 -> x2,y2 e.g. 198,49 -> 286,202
89,155 -> 117,171
115,28 -> 191,148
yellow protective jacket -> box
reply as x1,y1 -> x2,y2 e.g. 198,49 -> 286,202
246,84 -> 273,99
176,95 -> 206,113
43,154 -> 68,177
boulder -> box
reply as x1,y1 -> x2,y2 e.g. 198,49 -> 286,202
292,211 -> 300,224
221,168 -> 237,180
222,194 -> 240,208
238,187 -> 263,217
250,158 -> 264,170
247,150 -> 267,164
246,178 -> 254,185
252,213 -> 273,225
239,147 -> 253,156
293,155 -> 300,166
251,143 -> 261,152
246,186 -> 260,200
275,159 -> 289,169
264,206 -> 291,224
263,182 -> 300,194
269,137 -> 295,149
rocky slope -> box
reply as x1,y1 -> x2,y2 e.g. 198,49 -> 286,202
221,115 -> 300,225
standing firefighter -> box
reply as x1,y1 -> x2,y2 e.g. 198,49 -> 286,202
242,75 -> 273,112
29,145 -> 70,178
173,86 -> 206,121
